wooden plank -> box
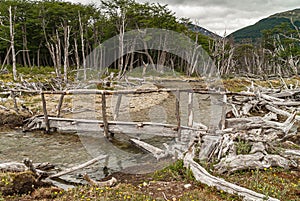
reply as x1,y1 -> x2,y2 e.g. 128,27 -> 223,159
23,88 -> 256,97
26,116 -> 205,136
41,93 -> 50,133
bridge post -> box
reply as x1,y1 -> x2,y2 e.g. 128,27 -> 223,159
188,92 -> 194,127
56,94 -> 65,117
41,92 -> 50,134
175,90 -> 181,140
101,93 -> 109,138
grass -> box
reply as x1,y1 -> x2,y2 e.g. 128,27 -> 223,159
0,161 -> 241,201
236,138 -> 252,155
220,167 -> 300,201
152,160 -> 195,182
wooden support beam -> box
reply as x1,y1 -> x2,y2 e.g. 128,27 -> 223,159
175,91 -> 181,139
113,94 -> 122,120
19,88 -> 255,97
56,94 -> 65,117
101,93 -> 109,138
41,93 -> 50,134
220,94 -> 227,130
188,92 -> 194,127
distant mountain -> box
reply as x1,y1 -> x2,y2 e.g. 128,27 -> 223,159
229,8 -> 300,43
188,23 -> 221,39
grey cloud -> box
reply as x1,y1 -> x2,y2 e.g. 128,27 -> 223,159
138,0 -> 300,34
70,0 -> 300,35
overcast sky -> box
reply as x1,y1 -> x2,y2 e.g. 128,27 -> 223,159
70,0 -> 300,36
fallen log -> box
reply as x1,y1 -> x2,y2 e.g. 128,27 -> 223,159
213,152 -> 295,174
284,149 -> 300,158
130,139 -> 164,159
265,105 -> 300,121
0,162 -> 27,172
184,151 -> 279,201
83,173 -> 117,187
49,155 -> 108,179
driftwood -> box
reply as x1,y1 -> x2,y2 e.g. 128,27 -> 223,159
0,162 -> 28,172
184,151 -> 279,201
130,139 -> 164,159
83,173 -> 117,187
214,152 -> 295,174
49,155 -> 108,179
0,160 -> 55,175
16,83 -> 300,200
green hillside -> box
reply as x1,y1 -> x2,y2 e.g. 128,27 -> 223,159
229,8 -> 300,43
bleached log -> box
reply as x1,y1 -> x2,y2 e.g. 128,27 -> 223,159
263,112 -> 277,121
226,112 -> 296,134
0,105 -> 9,111
214,152 -> 295,174
265,105 -> 300,121
198,135 -> 222,160
130,139 -> 164,159
270,90 -> 300,99
271,101 -> 300,106
259,93 -> 284,102
0,162 -> 27,172
250,142 -> 266,154
262,111 -> 296,134
83,173 -> 117,187
284,149 -> 300,157
49,155 -> 108,179
184,151 -> 279,201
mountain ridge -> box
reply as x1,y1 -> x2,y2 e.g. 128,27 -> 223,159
229,8 -> 300,43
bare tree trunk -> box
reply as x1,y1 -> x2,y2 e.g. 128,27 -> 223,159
74,37 -> 80,77
9,6 -> 17,81
63,24 -> 70,83
1,46 -> 11,71
78,12 -> 86,80
118,13 -> 125,78
55,30 -> 61,77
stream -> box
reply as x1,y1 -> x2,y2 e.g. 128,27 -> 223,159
0,81 -> 223,188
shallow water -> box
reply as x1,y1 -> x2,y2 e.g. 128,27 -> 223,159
0,81 -> 223,187
0,129 -> 172,187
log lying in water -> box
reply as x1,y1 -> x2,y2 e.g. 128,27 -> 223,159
130,139 -> 164,159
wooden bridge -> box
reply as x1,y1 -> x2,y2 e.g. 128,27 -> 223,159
21,85 -> 253,155
23,87 -> 215,136
22,86 -> 251,138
